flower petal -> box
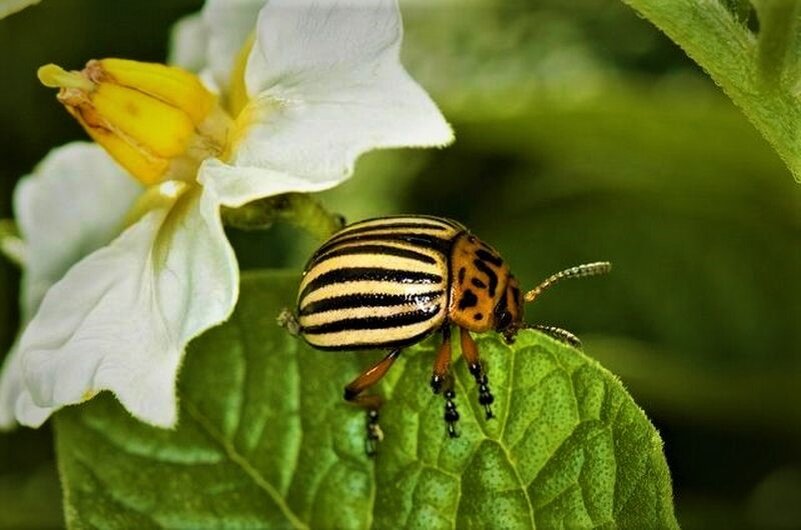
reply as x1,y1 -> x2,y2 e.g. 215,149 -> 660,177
0,143 -> 138,429
225,0 -> 452,188
1,343 -> 24,428
0,0 -> 41,19
168,12 -> 208,73
1,340 -> 51,428
14,142 -> 141,321
199,158 -> 342,208
202,0 -> 265,91
15,185 -> 237,428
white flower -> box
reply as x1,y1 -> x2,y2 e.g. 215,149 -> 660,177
0,0 -> 452,429
0,0 -> 41,19
0,143 -> 141,427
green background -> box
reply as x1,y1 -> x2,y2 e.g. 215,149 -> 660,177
1,0 -> 799,527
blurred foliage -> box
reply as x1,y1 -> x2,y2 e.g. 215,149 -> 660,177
0,0 -> 799,528
621,0 -> 801,182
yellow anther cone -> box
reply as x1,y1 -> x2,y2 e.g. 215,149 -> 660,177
38,59 -> 221,186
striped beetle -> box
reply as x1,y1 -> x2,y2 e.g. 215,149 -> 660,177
280,215 -> 610,453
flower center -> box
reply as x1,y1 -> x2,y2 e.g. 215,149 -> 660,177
38,59 -> 233,186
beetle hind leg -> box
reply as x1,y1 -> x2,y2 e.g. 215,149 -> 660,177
343,348 -> 401,456
460,327 -> 495,420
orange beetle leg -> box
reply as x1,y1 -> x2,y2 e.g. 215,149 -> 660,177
460,327 -> 495,419
430,326 -> 460,438
343,348 -> 401,456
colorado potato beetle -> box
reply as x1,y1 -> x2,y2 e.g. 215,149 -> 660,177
280,215 -> 610,454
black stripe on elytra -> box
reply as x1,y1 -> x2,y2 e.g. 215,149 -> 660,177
343,215 -> 459,229
476,249 -> 503,266
330,221 -> 451,241
392,215 -> 464,230
301,305 -> 441,335
315,232 -> 453,257
307,326 -> 438,351
311,243 -> 437,269
300,267 -> 443,302
473,259 -> 498,296
458,267 -> 466,285
300,290 -> 443,316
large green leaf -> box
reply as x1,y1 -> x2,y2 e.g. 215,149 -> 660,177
54,270 -> 676,528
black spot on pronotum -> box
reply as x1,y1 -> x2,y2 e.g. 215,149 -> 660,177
458,267 -> 466,285
476,249 -> 503,267
458,289 -> 479,309
471,277 -> 487,289
473,313 -> 484,321
473,259 -> 498,296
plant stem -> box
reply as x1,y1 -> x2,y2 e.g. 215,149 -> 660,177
0,219 -> 25,267
221,193 -> 344,241
753,0 -> 801,89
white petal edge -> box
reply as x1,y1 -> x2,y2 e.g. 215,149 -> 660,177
0,143 -> 139,429
0,341 -> 48,428
0,341 -> 21,427
199,157 -> 343,208
230,0 -> 452,186
202,0 -> 265,91
15,184 -> 237,428
15,142 -> 142,321
168,12 -> 208,73
0,0 -> 41,19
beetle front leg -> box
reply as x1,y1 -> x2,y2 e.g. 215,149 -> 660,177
343,348 -> 401,456
430,326 -> 460,438
460,327 -> 495,420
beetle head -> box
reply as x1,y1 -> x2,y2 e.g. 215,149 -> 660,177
494,275 -> 524,343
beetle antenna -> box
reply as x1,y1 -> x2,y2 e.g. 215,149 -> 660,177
524,262 -> 611,304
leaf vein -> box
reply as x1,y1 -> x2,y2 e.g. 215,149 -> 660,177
182,397 -> 309,530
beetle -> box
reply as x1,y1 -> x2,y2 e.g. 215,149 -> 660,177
279,215 -> 610,453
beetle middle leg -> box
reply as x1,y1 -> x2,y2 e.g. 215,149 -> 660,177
430,326 -> 460,438
460,327 -> 495,419
343,348 -> 401,456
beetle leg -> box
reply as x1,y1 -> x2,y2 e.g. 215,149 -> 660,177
343,348 -> 401,456
429,326 -> 460,438
430,325 -> 451,394
528,324 -> 582,349
460,327 -> 495,420
443,387 -> 460,439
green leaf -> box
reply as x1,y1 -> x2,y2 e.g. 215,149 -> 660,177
54,270 -> 677,528
618,0 -> 801,181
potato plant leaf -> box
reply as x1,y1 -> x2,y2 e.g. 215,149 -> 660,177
54,270 -> 677,528
619,0 -> 801,181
